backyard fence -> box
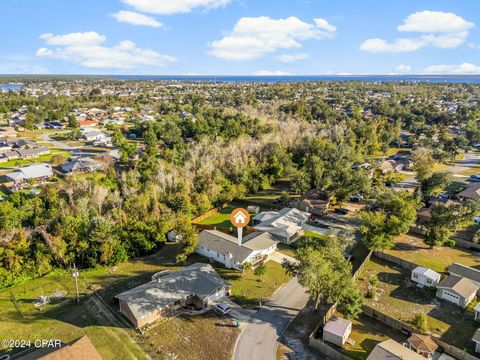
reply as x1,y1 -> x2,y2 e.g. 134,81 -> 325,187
362,304 -> 416,334
191,203 -> 230,224
374,251 -> 418,271
452,238 -> 480,252
352,250 -> 373,281
436,339 -> 479,360
308,336 -> 353,360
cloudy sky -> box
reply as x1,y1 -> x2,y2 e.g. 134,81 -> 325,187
1,0 -> 479,75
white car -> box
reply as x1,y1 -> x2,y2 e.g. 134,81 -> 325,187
215,303 -> 231,315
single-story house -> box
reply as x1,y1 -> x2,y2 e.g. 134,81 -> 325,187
458,183 -> 480,201
367,339 -> 425,360
406,333 -> 438,359
411,266 -> 441,287
6,163 -> 53,185
322,317 -> 352,347
197,230 -> 277,270
448,263 -> 480,287
115,263 -> 230,328
16,335 -> 102,360
436,275 -> 479,308
290,189 -> 330,216
473,329 -> 480,353
253,208 -> 311,243
61,157 -> 104,174
376,160 -> 396,174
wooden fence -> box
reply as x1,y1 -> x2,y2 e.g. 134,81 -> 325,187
362,304 -> 416,334
191,203 -> 230,224
308,336 -> 353,360
374,251 -> 418,271
352,250 -> 373,281
436,339 -> 479,360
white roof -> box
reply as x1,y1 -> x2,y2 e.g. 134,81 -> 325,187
8,163 -> 52,180
254,208 -> 310,241
413,266 -> 441,280
324,317 -> 351,337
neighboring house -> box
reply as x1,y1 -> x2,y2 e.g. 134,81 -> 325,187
115,263 -> 230,328
367,339 -> 425,360
406,333 -> 438,359
475,303 -> 480,321
253,208 -> 310,243
322,317 -> 352,347
448,263 -> 480,287
45,121 -> 65,129
61,157 -> 104,174
197,230 -> 277,270
290,189 -> 330,216
458,183 -> 480,201
473,329 -> 480,353
77,120 -> 98,128
17,146 -> 50,159
411,266 -> 441,287
6,163 -> 53,185
82,129 -> 108,141
376,160 -> 396,174
16,335 -> 102,360
436,275 -> 479,307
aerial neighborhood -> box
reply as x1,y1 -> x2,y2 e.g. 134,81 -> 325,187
1,77 -> 480,360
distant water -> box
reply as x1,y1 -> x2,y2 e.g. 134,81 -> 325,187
111,75 -> 480,83
0,83 -> 23,90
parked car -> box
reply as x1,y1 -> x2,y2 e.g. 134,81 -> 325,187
334,208 -> 349,215
470,175 -> 480,182
350,194 -> 364,203
215,303 -> 231,315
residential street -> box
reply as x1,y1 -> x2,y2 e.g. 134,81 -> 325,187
233,277 -> 309,360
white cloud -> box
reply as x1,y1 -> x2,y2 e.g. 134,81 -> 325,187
361,11 -> 474,53
276,53 -> 310,63
396,64 -> 412,72
111,10 -> 163,28
468,42 -> 480,50
397,11 -> 474,33
423,63 -> 480,74
210,16 -> 336,61
252,70 -> 292,76
122,0 -> 229,15
36,31 -> 176,69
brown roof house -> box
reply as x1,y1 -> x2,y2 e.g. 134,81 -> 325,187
407,333 -> 438,359
17,336 -> 102,360
115,263 -> 230,328
436,275 -> 479,308
290,189 -> 330,216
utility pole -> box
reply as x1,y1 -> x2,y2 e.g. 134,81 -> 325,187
72,263 -> 80,303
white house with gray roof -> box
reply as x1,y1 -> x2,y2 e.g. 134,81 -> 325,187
115,263 -> 230,328
197,230 -> 278,270
6,163 -> 53,185
253,207 -> 310,243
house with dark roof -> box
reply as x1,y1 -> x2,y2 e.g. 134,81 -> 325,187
458,183 -> 480,201
197,230 -> 277,270
61,157 -> 104,174
406,333 -> 438,359
448,263 -> 480,287
115,263 -> 230,328
290,189 -> 330,216
436,275 -> 478,307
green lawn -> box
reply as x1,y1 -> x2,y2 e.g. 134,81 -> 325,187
198,204 -> 240,227
357,257 -> 478,352
0,150 -> 71,169
385,234 -> 480,273
342,314 -> 405,360
277,243 -> 297,257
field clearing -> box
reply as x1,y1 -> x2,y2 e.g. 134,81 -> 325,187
385,234 -> 480,273
357,257 -> 478,351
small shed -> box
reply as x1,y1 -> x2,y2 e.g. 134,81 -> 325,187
411,266 -> 441,287
323,317 -> 352,347
247,205 -> 260,214
407,333 -> 438,359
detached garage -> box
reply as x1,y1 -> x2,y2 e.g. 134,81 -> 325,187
436,275 -> 478,308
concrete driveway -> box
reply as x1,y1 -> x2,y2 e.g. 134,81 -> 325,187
233,277 -> 309,360
269,251 -> 296,265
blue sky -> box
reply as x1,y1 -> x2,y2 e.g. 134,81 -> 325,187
0,0 -> 479,75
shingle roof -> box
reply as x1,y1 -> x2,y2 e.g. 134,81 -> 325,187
367,339 -> 425,360
242,232 -> 278,251
458,183 -> 480,201
198,230 -> 253,263
448,263 -> 480,285
17,336 -> 102,360
437,275 -> 479,298
408,333 -> 438,353
115,263 -> 229,320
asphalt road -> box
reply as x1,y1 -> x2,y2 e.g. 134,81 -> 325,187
234,277 -> 309,360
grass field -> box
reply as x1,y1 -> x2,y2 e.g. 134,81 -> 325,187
357,257 -> 478,351
385,234 -> 480,273
0,150 -> 71,170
